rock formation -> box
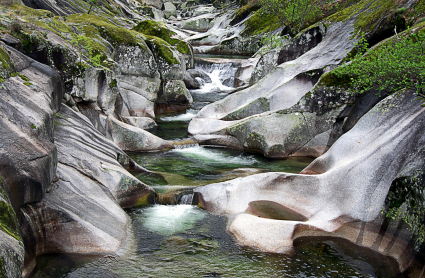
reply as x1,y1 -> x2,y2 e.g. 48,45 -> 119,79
195,90 -> 425,271
0,0 -> 424,276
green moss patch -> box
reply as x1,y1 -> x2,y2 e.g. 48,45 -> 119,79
242,8 -> 281,36
67,14 -> 140,46
230,0 -> 261,26
144,35 -> 179,65
9,3 -> 53,18
0,177 -> 20,244
0,199 -> 21,242
133,20 -> 191,55
318,71 -> 350,88
329,0 -> 401,35
0,46 -> 11,71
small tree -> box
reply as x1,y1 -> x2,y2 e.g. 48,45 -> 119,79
258,0 -> 335,37
259,34 -> 286,54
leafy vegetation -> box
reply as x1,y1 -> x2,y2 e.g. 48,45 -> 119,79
258,0 -> 336,37
259,34 -> 285,54
332,27 -> 425,97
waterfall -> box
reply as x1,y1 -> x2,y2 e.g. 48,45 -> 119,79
179,194 -> 194,205
190,59 -> 241,109
173,143 -> 200,149
160,109 -> 198,122
193,58 -> 240,91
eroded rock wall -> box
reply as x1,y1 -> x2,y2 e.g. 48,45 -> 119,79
195,90 -> 425,271
0,38 -> 157,276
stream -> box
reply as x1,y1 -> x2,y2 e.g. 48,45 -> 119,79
32,57 -> 402,277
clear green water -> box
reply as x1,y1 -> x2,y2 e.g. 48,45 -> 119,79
33,205 -> 401,278
128,146 -> 313,188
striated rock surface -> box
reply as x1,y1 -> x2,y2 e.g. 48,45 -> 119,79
0,177 -> 24,278
192,19 -> 356,121
195,90 -> 425,271
188,10 -> 365,158
0,37 -> 158,276
20,104 -> 157,275
0,42 -> 63,213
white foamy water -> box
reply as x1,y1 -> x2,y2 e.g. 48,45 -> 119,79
141,205 -> 206,236
161,110 -> 198,122
192,63 -> 238,94
172,146 -> 257,166
196,69 -> 234,93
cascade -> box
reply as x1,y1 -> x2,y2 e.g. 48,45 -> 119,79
189,57 -> 242,109
179,194 -> 194,205
194,58 -> 240,90
173,143 -> 200,149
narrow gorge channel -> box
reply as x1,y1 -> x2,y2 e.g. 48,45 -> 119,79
1,1 -> 424,277
32,57 -> 400,278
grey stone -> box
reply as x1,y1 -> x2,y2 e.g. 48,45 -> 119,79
141,0 -> 163,9
159,79 -> 193,106
163,2 -> 177,18
123,116 -> 158,130
195,90 -> 425,271
106,116 -> 173,151
0,43 -> 64,212
192,6 -> 216,17
180,14 -> 215,32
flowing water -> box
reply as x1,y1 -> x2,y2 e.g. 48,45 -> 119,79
32,58 -> 403,277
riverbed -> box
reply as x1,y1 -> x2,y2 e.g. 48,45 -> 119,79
32,57 -> 402,278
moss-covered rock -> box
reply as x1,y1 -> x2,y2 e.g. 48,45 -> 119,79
222,97 -> 269,120
144,35 -> 179,65
0,175 -> 24,278
230,0 -> 261,26
159,80 -> 193,106
224,107 -> 343,158
329,0 -> 407,40
0,198 -> 21,243
0,46 -> 13,81
66,14 -> 142,47
241,9 -> 282,37
133,20 -> 191,55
